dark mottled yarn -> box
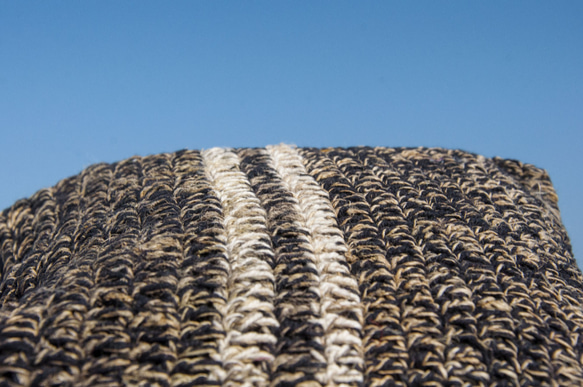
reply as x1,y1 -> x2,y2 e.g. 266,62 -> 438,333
0,145 -> 580,387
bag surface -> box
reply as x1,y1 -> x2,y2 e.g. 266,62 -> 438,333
0,145 -> 580,387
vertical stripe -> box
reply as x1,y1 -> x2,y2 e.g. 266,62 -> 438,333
122,154 -> 182,386
0,167 -> 89,385
78,159 -> 137,386
267,144 -> 364,387
0,188 -> 56,309
0,198 -> 36,292
42,163 -> 112,385
171,149 -> 229,387
0,198 -> 39,385
202,148 -> 278,387
237,147 -> 326,387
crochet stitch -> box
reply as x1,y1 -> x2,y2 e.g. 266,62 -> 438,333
0,145 -> 580,387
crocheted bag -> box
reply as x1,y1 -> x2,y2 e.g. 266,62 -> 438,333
0,145 -> 580,387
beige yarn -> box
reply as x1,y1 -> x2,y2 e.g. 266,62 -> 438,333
0,145 -> 581,387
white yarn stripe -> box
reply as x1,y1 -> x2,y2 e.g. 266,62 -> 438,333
266,144 -> 364,386
202,148 -> 279,387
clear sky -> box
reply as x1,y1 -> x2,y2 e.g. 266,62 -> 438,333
1,1 -> 582,264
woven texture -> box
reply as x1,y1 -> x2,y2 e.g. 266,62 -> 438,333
0,145 -> 581,387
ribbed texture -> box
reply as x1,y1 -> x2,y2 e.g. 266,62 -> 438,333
0,145 -> 581,387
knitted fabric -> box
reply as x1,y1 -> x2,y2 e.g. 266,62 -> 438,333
0,145 -> 580,387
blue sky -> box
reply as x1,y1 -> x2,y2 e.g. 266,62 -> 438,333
1,1 -> 582,264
